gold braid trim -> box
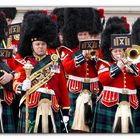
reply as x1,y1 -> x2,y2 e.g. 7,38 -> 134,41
19,61 -> 55,106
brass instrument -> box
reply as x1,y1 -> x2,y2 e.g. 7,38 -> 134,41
87,50 -> 98,60
79,39 -> 100,60
125,45 -> 140,63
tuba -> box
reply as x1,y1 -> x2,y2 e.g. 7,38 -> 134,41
125,45 -> 140,64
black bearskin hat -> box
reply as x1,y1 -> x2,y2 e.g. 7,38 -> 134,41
0,8 -> 17,20
101,16 -> 130,62
106,16 -> 130,32
132,17 -> 140,45
18,11 -> 58,58
63,8 -> 104,49
0,12 -> 8,44
51,8 -> 65,33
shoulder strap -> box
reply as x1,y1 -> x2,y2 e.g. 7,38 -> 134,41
56,48 -> 68,79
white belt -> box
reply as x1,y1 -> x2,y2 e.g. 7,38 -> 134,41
68,75 -> 98,83
36,88 -> 55,95
103,86 -> 136,95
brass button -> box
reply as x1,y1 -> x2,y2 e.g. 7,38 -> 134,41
76,87 -> 78,89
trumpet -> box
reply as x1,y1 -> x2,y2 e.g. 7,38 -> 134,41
79,39 -> 100,60
125,45 -> 140,63
86,50 -> 98,60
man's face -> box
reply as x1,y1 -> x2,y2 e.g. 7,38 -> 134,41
90,34 -> 101,40
77,32 -> 91,41
77,32 -> 101,41
32,40 -> 47,56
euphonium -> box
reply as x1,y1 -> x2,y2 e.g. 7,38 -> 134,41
125,45 -> 140,63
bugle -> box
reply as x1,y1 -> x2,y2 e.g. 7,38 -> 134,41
125,45 -> 140,63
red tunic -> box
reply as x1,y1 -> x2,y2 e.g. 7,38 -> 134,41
13,52 -> 70,109
59,45 -> 102,94
96,59 -> 140,109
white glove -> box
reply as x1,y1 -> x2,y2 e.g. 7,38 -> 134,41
82,50 -> 88,57
22,79 -> 31,91
63,116 -> 69,124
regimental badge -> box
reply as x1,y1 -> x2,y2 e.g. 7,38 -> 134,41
50,54 -> 60,73
7,23 -> 21,48
50,63 -> 60,73
111,34 -> 132,49
79,39 -> 100,50
8,23 -> 21,36
0,48 -> 13,58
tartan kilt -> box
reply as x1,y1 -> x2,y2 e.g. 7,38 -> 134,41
92,99 -> 140,133
131,107 -> 140,133
68,90 -> 97,131
132,87 -> 140,133
68,91 -> 79,130
91,99 -> 117,133
18,105 -> 61,133
2,102 -> 16,133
